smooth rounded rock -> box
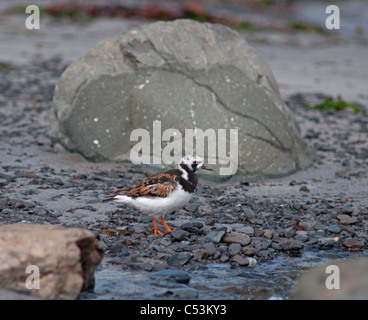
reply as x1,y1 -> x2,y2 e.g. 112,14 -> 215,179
149,269 -> 191,284
50,19 -> 311,180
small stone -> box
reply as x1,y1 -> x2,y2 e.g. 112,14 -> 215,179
271,242 -> 281,251
292,202 -> 301,210
299,185 -> 310,192
299,222 -> 313,231
242,207 -> 256,218
184,203 -> 199,212
337,214 -> 357,225
205,219 -> 216,226
222,232 -> 250,246
316,230 -> 326,237
152,245 -> 166,253
318,237 -> 336,249
167,252 -> 192,267
219,253 -> 230,262
284,229 -> 296,238
171,229 -> 186,241
228,243 -> 241,256
149,269 -> 191,284
193,248 -> 207,260
251,237 -> 272,251
247,257 -> 257,267
254,229 -> 264,237
342,205 -> 354,214
213,251 -> 221,260
50,210 -> 63,218
280,239 -> 304,251
313,221 -> 325,230
205,230 -> 225,243
235,226 -> 254,236
218,245 -> 228,253
242,246 -> 258,256
263,229 -> 274,239
13,202 -> 25,209
109,243 -> 130,257
326,225 -> 341,234
231,255 -> 249,266
181,222 -> 202,233
294,233 -> 309,242
343,238 -> 365,251
203,242 -> 217,256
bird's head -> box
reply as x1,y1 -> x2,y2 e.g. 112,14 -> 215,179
178,155 -> 213,173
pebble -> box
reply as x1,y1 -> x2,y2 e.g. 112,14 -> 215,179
294,233 -> 309,242
203,242 -> 217,256
219,253 -> 230,262
228,243 -> 241,256
205,230 -> 225,243
108,243 -> 130,257
318,237 -> 336,249
235,226 -> 254,236
280,239 -> 304,251
342,205 -> 354,214
222,231 -> 250,246
213,251 -> 221,260
263,229 -> 274,239
149,269 -> 191,284
326,225 -> 341,233
152,245 -> 166,253
337,214 -> 357,225
299,186 -> 310,192
242,207 -> 256,219
193,248 -> 207,260
343,238 -> 365,251
312,221 -> 325,230
171,229 -> 186,241
167,252 -> 192,267
247,257 -> 257,267
231,255 -> 249,266
181,222 -> 203,233
242,246 -> 258,256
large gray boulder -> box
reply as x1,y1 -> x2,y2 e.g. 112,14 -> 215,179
50,19 -> 311,180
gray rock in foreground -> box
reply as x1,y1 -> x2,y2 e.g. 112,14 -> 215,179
0,224 -> 103,300
292,258 -> 368,300
50,19 -> 311,180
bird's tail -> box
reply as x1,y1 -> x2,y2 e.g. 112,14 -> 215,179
102,196 -> 116,202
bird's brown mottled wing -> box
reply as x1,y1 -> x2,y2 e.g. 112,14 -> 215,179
105,172 -> 178,199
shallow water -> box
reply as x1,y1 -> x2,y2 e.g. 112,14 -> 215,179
82,249 -> 366,300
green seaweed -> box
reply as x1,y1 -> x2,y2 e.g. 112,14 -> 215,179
289,21 -> 328,35
304,97 -> 362,113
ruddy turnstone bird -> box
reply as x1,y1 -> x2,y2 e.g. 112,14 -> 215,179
103,155 -> 213,236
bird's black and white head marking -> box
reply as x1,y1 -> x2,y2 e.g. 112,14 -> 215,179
178,155 -> 199,180
177,155 -> 212,180
179,155 -> 203,173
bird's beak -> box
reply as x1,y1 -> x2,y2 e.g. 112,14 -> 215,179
200,165 -> 213,171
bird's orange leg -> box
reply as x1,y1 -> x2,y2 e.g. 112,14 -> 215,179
152,217 -> 164,236
160,216 -> 178,233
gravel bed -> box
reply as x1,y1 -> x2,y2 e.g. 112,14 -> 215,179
1,58 -> 367,282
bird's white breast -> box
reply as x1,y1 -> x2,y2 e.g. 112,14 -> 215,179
113,185 -> 193,218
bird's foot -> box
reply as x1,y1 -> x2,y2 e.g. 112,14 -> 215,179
160,217 -> 177,233
152,217 -> 164,236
